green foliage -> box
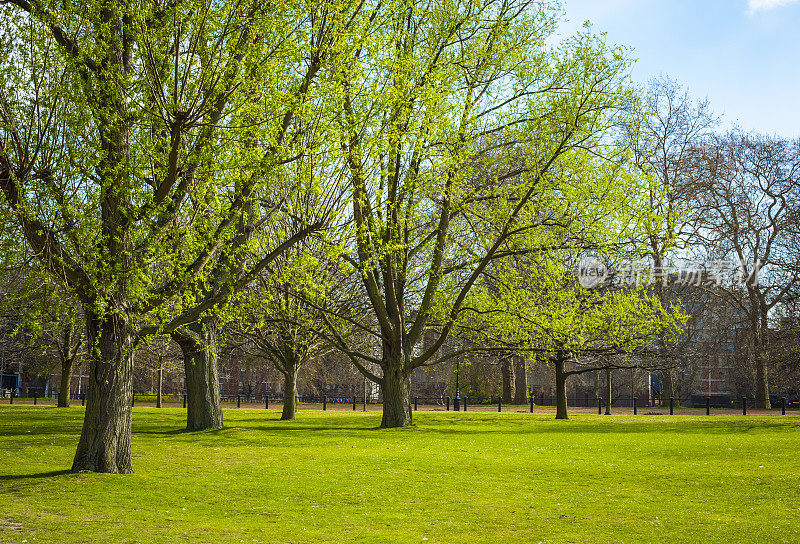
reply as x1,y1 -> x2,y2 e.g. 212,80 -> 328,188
466,252 -> 688,358
323,0 -> 639,381
0,0 -> 359,333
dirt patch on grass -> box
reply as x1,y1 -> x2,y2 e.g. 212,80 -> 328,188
0,518 -> 23,532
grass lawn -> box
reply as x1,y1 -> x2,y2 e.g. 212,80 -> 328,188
1,406 -> 798,543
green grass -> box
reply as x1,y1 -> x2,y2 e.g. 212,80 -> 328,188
1,406 -> 799,543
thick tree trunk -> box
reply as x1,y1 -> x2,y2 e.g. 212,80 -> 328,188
753,331 -> 770,409
501,357 -> 514,404
281,369 -> 298,420
72,313 -> 134,474
381,364 -> 412,428
513,356 -> 527,404
58,356 -> 73,408
555,357 -> 568,420
173,320 -> 223,431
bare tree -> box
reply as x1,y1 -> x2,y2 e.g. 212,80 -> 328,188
624,75 -> 717,399
694,132 -> 800,408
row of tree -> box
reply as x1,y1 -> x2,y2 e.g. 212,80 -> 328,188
1,0 -> 798,474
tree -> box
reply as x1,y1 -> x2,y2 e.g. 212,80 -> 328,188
135,335 -> 181,408
231,233 -> 351,420
470,251 -> 686,419
325,0 -> 633,427
0,0 -> 354,472
0,228 -> 83,406
500,353 -> 515,404
694,131 -> 800,409
623,75 -> 717,400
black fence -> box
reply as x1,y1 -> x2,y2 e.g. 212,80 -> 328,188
6,390 -> 799,415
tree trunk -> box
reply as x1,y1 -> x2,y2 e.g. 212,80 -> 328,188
513,356 -> 527,404
555,356 -> 568,420
57,325 -> 76,408
172,320 -> 223,431
156,366 -> 163,409
662,368 -> 674,403
753,328 -> 771,409
71,312 -> 134,474
604,368 -> 612,415
501,357 -> 514,404
281,368 -> 298,420
381,364 -> 412,428
58,356 -> 73,408
594,370 -> 600,403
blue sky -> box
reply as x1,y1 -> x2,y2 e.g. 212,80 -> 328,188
559,0 -> 800,138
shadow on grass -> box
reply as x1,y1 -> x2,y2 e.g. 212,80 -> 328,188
143,426 -> 236,437
0,469 -> 73,480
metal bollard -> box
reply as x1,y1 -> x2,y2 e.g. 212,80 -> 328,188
8,393 -> 12,405
33,393 -> 37,405
598,397 -> 603,415
414,396 -> 418,411
183,394 -> 186,408
633,397 -> 637,415
266,396 -> 269,410
498,397 -> 502,412
669,396 -> 674,415
781,396 -> 786,415
706,396 -> 710,416
742,396 -> 747,416
323,396 -> 327,411
463,397 -> 467,411
237,395 -> 240,408
353,396 -> 356,411
446,396 -> 450,411
529,395 -> 534,413
81,394 -> 85,407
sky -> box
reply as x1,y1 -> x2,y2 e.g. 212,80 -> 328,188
558,0 -> 800,138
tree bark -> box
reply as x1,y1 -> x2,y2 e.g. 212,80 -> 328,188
753,323 -> 771,409
604,368 -> 612,415
172,320 -> 223,431
594,370 -> 600,403
58,356 -> 73,408
381,364 -> 412,428
555,356 -> 568,420
501,357 -> 514,404
156,366 -> 163,409
661,368 -> 674,404
71,312 -> 134,474
281,368 -> 298,420
513,356 -> 528,404
57,325 -> 77,407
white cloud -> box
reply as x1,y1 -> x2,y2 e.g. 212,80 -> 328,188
748,0 -> 800,14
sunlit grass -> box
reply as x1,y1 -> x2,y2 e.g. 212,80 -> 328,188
1,406 -> 798,543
